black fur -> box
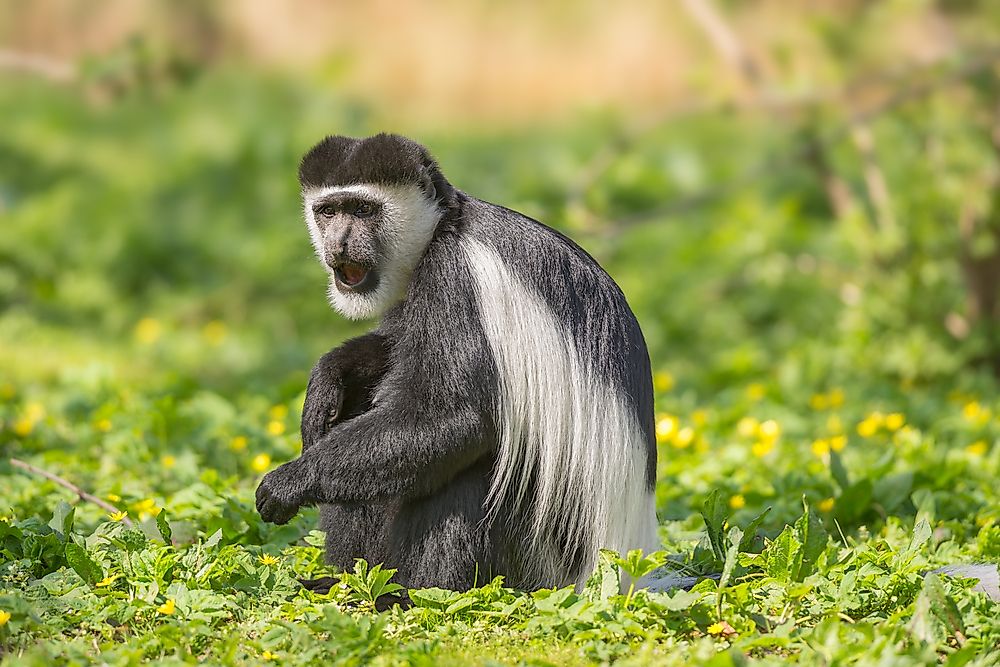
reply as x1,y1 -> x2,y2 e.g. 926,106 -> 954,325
299,133 -> 458,216
300,333 -> 396,574
258,134 -> 656,591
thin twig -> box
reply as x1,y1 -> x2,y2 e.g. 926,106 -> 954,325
679,0 -> 764,88
9,457 -> 134,526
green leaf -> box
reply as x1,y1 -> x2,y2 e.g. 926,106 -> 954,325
409,587 -> 460,610
444,597 -> 476,615
701,489 -> 730,563
340,559 -> 403,606
719,526 -> 743,590
48,502 -> 75,540
65,543 -> 102,585
155,509 -> 172,544
614,549 -> 666,581
873,472 -> 913,513
203,529 -> 223,550
583,549 -> 621,601
738,506 -> 771,552
792,504 -> 828,581
763,526 -> 800,582
829,449 -> 850,490
835,479 -> 873,524
911,489 -> 936,524
902,519 -> 932,560
909,573 -> 965,644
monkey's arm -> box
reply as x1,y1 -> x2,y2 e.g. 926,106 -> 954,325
300,333 -> 391,451
257,364 -> 491,524
259,323 -> 493,520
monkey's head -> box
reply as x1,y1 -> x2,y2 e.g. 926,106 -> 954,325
298,133 -> 456,320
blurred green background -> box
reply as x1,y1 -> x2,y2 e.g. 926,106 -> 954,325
3,2 -> 1000,663
2,0 -> 1000,541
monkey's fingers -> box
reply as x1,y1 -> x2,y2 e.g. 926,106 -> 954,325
255,484 -> 299,525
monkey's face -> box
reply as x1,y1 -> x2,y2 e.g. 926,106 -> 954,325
302,183 -> 441,320
309,192 -> 384,295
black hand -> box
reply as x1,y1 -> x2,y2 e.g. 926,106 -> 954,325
255,458 -> 318,524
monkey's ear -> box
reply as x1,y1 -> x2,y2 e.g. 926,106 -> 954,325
417,164 -> 439,202
417,156 -> 458,215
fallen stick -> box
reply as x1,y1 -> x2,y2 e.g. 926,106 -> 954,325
9,457 -> 135,527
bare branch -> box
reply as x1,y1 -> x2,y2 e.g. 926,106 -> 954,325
678,0 -> 763,87
9,457 -> 134,526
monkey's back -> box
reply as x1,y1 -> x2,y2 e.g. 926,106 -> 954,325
457,195 -> 659,588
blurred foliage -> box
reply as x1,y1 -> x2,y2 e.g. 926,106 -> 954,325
3,0 -> 1000,663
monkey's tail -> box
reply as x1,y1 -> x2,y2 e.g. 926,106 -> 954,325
639,562 -> 999,602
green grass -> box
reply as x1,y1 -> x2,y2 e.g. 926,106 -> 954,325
2,68 -> 1000,665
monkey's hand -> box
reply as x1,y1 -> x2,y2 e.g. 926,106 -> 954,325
255,458 -> 318,524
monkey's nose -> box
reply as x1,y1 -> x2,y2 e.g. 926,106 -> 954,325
324,246 -> 346,270
324,228 -> 351,269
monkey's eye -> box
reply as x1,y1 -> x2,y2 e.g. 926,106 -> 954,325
354,202 -> 376,218
317,205 -> 338,218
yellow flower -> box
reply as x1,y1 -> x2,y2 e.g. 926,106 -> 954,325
25,402 -> 45,422
673,427 -> 695,449
655,415 -> 678,443
12,417 -> 33,437
967,441 -> 988,456
0,610 -> 10,626
809,393 -> 828,410
829,435 -> 847,452
268,404 -> 289,420
827,389 -> 845,408
746,383 -> 766,401
262,651 -> 277,661
258,554 -> 279,566
157,599 -> 175,615
134,317 -> 162,345
691,409 -> 709,427
728,494 -> 745,510
758,420 -> 780,442
707,622 -> 725,635
653,371 -> 675,393
134,498 -> 161,519
857,416 -> 879,438
108,511 -> 128,522
266,420 -> 285,436
251,453 -> 272,473
202,320 -> 228,345
817,497 -> 835,512
751,440 -> 773,457
884,413 -> 904,431
95,418 -> 112,433
811,439 -> 830,457
106,493 -> 121,503
736,416 -> 759,438
230,435 -> 248,452
962,401 -> 982,420
96,575 -> 118,588
161,455 -> 176,469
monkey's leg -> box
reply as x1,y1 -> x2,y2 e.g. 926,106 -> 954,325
386,460 -> 494,591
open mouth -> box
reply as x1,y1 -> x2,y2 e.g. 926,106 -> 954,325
333,262 -> 375,291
